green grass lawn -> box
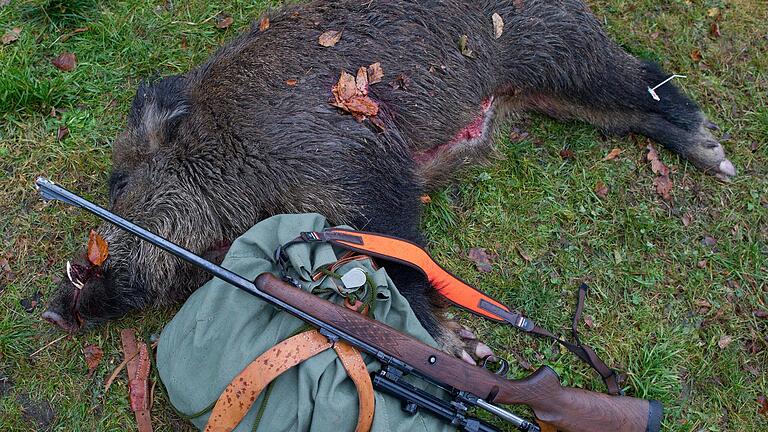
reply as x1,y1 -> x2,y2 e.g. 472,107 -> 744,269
1,0 -> 766,430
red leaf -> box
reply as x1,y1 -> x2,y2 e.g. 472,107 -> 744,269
83,344 -> 104,377
52,52 -> 77,72
344,95 -> 379,118
318,30 -> 342,47
468,248 -> 493,273
258,16 -> 270,32
87,230 -> 109,266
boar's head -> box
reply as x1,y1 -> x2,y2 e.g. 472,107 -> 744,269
43,76 -> 236,332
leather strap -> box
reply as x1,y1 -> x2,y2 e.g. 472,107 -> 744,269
204,329 -> 374,432
288,229 -> 622,395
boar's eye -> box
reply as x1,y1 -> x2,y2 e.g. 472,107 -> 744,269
108,171 -> 129,204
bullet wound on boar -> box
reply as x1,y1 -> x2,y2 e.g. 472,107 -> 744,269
44,0 -> 735,360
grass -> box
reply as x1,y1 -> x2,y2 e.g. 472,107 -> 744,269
0,0 -> 766,430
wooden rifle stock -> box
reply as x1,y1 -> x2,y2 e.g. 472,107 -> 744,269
255,273 -> 662,432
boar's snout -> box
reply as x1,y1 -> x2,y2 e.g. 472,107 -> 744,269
41,309 -> 79,333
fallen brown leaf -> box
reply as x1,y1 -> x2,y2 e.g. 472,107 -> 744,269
559,148 -> 575,160
87,230 -> 109,266
653,175 -> 672,201
595,181 -> 608,199
701,235 -> 717,247
707,7 -> 720,18
468,248 -> 493,273
583,315 -> 594,329
83,344 -> 104,377
57,126 -> 69,141
492,13 -> 504,39
318,30 -> 342,47
717,335 -> 733,349
285,79 -> 298,86
59,27 -> 88,43
180,34 -> 188,49
367,62 -> 384,84
709,21 -> 721,38
602,147 -> 622,161
681,213 -> 692,227
258,16 -> 270,32
52,52 -> 77,72
216,15 -> 234,29
758,395 -> 768,417
697,259 -> 708,269
515,244 -> 532,263
1,27 -> 21,45
690,49 -> 703,62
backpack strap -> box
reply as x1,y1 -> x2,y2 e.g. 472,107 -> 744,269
289,228 -> 621,395
204,329 -> 374,432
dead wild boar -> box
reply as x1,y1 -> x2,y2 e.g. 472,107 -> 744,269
43,0 -> 734,356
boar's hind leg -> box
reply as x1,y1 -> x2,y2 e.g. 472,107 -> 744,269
522,61 -> 735,179
505,0 -> 735,178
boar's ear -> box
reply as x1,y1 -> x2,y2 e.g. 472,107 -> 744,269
127,76 -> 189,154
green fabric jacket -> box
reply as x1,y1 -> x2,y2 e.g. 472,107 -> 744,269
157,213 -> 454,432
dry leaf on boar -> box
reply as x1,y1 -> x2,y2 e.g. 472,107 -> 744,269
367,62 -> 384,84
285,79 -> 298,86
492,13 -> 504,39
83,344 -> 104,377
52,52 -> 77,72
458,35 -> 475,58
318,30 -> 342,47
468,248 -> 493,273
330,69 -> 382,124
258,16 -> 270,32
87,230 -> 109,266
355,67 -> 369,95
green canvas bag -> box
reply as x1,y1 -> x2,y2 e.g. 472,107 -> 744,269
156,213 -> 455,432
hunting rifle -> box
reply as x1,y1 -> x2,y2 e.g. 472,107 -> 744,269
36,177 -> 663,432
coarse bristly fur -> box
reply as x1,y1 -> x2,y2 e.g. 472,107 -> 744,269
43,0 -> 734,356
